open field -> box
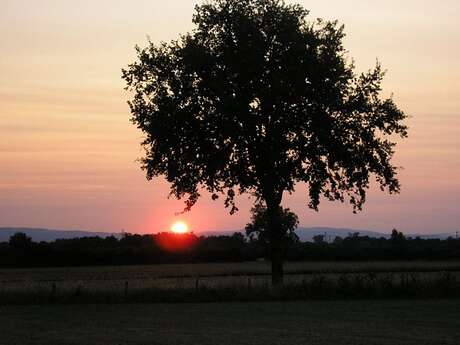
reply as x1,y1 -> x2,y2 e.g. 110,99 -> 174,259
1,261 -> 460,304
1,300 -> 459,345
2,260 -> 460,281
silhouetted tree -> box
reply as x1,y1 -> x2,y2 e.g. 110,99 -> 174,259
245,203 -> 299,256
391,229 -> 406,243
9,232 -> 32,250
313,234 -> 326,244
123,0 -> 407,285
333,236 -> 344,244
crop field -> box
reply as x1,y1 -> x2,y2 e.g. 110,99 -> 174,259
1,300 -> 460,345
1,261 -> 460,304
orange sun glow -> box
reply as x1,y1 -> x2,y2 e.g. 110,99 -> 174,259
171,221 -> 189,234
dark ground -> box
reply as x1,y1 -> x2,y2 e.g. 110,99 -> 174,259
1,300 -> 459,345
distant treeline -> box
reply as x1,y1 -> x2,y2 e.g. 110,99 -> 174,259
1,230 -> 460,268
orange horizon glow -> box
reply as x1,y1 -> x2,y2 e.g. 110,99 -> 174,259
156,229 -> 197,252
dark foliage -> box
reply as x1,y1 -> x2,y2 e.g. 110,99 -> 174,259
245,202 -> 299,260
286,234 -> 460,262
1,232 -> 459,268
245,203 -> 299,244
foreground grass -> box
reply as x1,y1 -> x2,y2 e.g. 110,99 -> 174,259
2,271 -> 459,304
2,261 -> 459,304
1,300 -> 459,345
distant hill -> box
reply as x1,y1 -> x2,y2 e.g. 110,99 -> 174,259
0,227 -> 457,243
200,227 -> 458,242
199,227 -> 389,241
298,227 -> 459,241
0,228 -> 120,242
295,227 -> 389,242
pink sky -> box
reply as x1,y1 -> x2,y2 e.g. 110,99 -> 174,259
1,0 -> 459,234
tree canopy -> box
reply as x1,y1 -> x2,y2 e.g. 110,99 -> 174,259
245,203 -> 299,246
123,0 -> 407,284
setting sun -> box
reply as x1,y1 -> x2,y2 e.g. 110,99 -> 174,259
171,221 -> 189,234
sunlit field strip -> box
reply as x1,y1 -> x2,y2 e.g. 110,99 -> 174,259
1,261 -> 460,304
1,271 -> 459,304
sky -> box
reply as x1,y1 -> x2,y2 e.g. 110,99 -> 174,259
1,0 -> 459,235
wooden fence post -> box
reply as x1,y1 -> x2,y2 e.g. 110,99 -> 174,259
124,281 -> 129,299
50,282 -> 56,301
75,284 -> 82,297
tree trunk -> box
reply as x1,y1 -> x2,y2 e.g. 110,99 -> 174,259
266,201 -> 284,287
271,238 -> 284,286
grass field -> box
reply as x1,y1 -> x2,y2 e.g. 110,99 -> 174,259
3,261 -> 460,282
1,300 -> 459,345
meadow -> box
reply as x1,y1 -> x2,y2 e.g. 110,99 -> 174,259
1,300 -> 459,345
1,261 -> 459,304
